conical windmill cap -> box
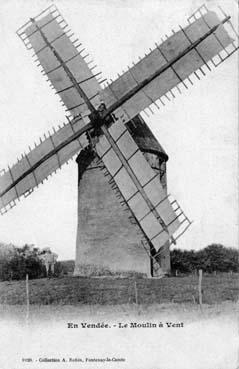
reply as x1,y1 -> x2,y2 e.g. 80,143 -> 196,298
126,116 -> 168,161
76,114 -> 169,170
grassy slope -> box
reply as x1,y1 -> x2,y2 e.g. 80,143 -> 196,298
0,274 -> 238,305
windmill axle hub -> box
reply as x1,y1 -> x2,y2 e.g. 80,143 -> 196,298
89,103 -> 114,134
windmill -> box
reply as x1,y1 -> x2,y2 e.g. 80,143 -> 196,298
0,4 -> 238,277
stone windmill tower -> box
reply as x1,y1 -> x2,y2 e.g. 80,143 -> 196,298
0,4 -> 237,277
75,115 -> 171,277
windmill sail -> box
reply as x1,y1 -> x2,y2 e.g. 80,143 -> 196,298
0,117 -> 89,213
17,5 -> 102,117
95,118 -> 190,253
101,9 -> 237,121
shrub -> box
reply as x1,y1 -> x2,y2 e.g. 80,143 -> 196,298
171,244 -> 239,274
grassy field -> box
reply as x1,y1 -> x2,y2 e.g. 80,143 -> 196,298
0,273 -> 238,306
1,274 -> 237,369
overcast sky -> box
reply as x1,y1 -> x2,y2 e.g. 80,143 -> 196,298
0,0 -> 238,260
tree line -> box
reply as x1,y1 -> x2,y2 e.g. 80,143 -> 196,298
0,242 -> 238,281
0,243 -> 62,281
170,244 -> 238,274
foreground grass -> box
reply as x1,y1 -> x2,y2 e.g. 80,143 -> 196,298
0,274 -> 238,305
0,301 -> 238,324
